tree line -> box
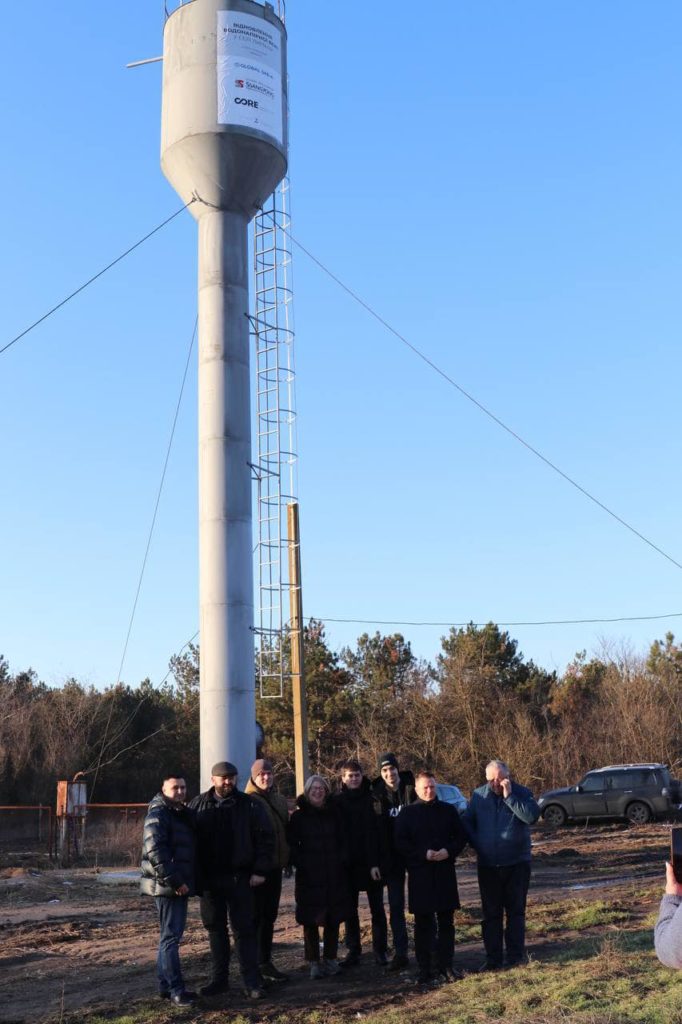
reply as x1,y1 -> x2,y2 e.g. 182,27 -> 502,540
2,622 -> 682,806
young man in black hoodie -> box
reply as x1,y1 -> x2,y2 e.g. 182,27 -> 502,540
334,759 -> 388,967
371,752 -> 416,970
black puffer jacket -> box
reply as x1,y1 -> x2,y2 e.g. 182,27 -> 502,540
287,796 -> 351,926
332,777 -> 383,890
189,787 -> 274,890
140,792 -> 196,897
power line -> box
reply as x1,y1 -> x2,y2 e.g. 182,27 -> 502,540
157,631 -> 200,688
274,219 -> 682,574
315,611 -> 682,628
114,315 -> 198,688
0,201 -> 194,357
91,315 -> 197,795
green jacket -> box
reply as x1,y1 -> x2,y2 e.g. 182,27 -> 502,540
245,778 -> 290,870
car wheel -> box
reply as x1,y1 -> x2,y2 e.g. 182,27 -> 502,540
543,804 -> 567,828
626,801 -> 651,825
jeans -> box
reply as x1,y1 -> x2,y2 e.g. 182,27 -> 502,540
155,896 -> 188,997
253,869 -> 282,965
477,861 -> 531,965
344,881 -> 387,957
200,874 -> 260,987
414,910 -> 455,974
385,865 -> 408,957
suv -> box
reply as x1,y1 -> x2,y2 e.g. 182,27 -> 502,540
538,763 -> 680,827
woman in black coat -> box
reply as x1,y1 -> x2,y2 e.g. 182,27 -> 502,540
287,774 -> 350,979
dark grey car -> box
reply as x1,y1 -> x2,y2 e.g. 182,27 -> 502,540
538,763 -> 680,827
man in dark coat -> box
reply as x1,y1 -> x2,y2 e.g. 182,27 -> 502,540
464,759 -> 539,970
334,759 -> 388,967
140,772 -> 197,1006
245,758 -> 291,983
189,761 -> 275,999
395,770 -> 468,984
371,752 -> 416,970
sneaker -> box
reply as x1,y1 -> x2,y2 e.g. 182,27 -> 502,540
387,954 -> 409,972
198,979 -> 230,997
323,958 -> 341,976
243,985 -> 265,999
170,991 -> 197,1006
415,970 -> 432,986
374,951 -> 389,967
158,991 -> 171,1001
340,952 -> 360,969
310,963 -> 325,980
260,962 -> 288,983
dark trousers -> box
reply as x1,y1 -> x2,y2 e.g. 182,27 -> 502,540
344,881 -> 387,956
200,875 -> 260,987
385,865 -> 409,957
477,861 -> 531,966
414,910 -> 454,974
303,922 -> 340,962
155,896 -> 188,997
253,868 -> 282,965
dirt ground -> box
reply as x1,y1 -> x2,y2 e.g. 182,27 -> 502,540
0,822 -> 670,1024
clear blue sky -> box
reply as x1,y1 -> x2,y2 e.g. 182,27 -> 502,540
2,1 -> 681,688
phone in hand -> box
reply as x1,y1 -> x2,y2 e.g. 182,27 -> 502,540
671,826 -> 682,883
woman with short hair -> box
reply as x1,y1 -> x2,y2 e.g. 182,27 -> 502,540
287,774 -> 350,979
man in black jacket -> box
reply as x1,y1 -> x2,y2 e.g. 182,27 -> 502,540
140,773 -> 197,1006
334,759 -> 388,967
395,770 -> 468,985
371,752 -> 416,970
189,761 -> 275,999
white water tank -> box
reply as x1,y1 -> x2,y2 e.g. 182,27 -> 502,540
162,0 -> 288,219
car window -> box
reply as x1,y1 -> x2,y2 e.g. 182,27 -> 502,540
607,773 -> 628,789
608,770 -> 655,789
580,774 -> 605,792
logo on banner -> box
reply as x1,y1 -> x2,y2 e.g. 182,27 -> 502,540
235,79 -> 244,88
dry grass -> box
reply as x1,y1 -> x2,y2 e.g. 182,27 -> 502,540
83,820 -> 141,866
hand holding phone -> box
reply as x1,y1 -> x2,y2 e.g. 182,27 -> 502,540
672,827 -> 682,885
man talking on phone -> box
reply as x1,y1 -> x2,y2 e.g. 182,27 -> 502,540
464,759 -> 539,971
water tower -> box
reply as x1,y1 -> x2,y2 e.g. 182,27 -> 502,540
161,0 -> 288,787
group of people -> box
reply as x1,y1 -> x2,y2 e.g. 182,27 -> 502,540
140,753 -> 540,1005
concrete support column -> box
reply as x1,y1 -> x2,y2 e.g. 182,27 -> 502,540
197,208 -> 255,789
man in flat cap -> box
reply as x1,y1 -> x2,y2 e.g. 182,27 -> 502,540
245,758 -> 291,982
190,761 -> 275,1000
371,753 -> 416,970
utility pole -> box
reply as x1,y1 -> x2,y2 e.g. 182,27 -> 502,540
287,501 -> 309,793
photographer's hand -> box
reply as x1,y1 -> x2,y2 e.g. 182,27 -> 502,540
665,862 -> 682,897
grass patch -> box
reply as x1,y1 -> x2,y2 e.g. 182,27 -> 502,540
50,891 -> 679,1024
460,895 -> 637,943
64,938 -> 682,1024
358,938 -> 682,1024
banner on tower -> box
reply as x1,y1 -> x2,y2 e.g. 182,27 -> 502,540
217,11 -> 283,147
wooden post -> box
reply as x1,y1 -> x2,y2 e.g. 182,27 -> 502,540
287,502 -> 309,794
